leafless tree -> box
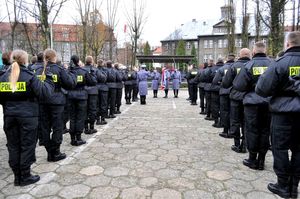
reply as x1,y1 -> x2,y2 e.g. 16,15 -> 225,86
124,0 -> 148,67
254,0 -> 262,41
226,0 -> 236,54
241,0 -> 250,48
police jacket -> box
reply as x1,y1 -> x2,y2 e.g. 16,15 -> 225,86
233,53 -> 271,105
196,68 -> 206,88
186,69 -> 198,84
124,70 -> 136,86
200,67 -> 211,91
96,67 -> 107,91
36,62 -> 76,105
106,67 -> 118,88
115,69 -> 125,89
68,65 -> 97,100
205,62 -> 224,92
256,47 -> 300,112
213,60 -> 234,95
131,71 -> 138,85
83,64 -> 98,95
29,62 -> 43,73
0,65 -> 54,117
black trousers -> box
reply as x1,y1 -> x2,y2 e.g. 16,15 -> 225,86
220,95 -> 230,129
63,99 -> 70,128
132,84 -> 138,100
191,84 -> 198,103
98,90 -> 108,117
205,91 -> 212,117
211,91 -> 220,121
187,82 -> 191,98
116,88 -> 123,108
199,87 -> 205,109
125,85 -> 133,100
244,104 -> 270,153
229,99 -> 244,138
39,104 -> 64,149
271,112 -> 300,180
4,116 -> 37,170
69,99 -> 87,135
86,95 -> 98,124
108,88 -> 117,115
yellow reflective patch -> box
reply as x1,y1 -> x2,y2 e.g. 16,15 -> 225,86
37,75 -> 46,81
52,74 -> 58,82
77,75 -> 83,82
0,82 -> 26,92
237,68 -> 241,74
252,66 -> 268,75
191,71 -> 197,75
289,66 -> 300,76
224,69 -> 228,75
128,74 -> 131,77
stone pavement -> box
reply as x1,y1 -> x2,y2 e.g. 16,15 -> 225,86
0,90 -> 284,199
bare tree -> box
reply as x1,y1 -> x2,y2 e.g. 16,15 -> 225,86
124,0 -> 148,67
105,0 -> 120,60
297,0 -> 300,30
241,0 -> 250,47
254,0 -> 262,41
226,0 -> 236,54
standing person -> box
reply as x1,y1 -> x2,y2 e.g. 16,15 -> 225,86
0,50 -> 54,186
68,55 -> 97,146
233,41 -> 271,169
83,56 -> 98,134
198,63 -> 208,114
115,63 -> 125,114
1,51 -> 12,71
186,64 -> 198,105
150,68 -> 161,98
213,54 -> 235,137
202,60 -> 214,120
137,64 -> 150,104
210,58 -> 224,127
256,31 -> 300,198
171,68 -> 181,98
163,66 -> 171,98
96,59 -> 108,125
106,61 -> 118,118
132,67 -> 139,102
124,67 -> 137,104
36,49 -> 76,162
30,52 -> 44,72
222,49 -> 251,150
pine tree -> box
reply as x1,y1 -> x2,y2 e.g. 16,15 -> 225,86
143,41 -> 152,69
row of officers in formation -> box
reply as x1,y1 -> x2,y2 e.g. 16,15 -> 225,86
184,31 -> 300,199
0,48 -> 179,187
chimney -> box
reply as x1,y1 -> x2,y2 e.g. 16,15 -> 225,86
203,21 -> 207,26
192,19 -> 196,22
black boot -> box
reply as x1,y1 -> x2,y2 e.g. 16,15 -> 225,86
219,127 -> 232,138
70,134 -> 77,146
257,151 -> 267,170
231,138 -> 241,153
291,177 -> 299,198
212,119 -> 222,128
49,146 -> 66,162
75,133 -> 86,146
12,169 -> 20,186
154,90 -> 158,98
84,121 -> 90,134
115,107 -> 121,114
243,152 -> 258,170
173,90 -> 176,98
89,124 -> 97,134
99,116 -> 107,125
96,118 -> 101,125
153,90 -> 156,98
268,178 -> 290,198
163,90 -> 168,98
20,169 -> 40,186
200,108 -> 205,115
176,90 -> 179,98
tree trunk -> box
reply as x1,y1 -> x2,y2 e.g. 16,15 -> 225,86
241,0 -> 249,48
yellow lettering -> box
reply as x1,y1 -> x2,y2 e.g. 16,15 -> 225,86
0,82 -> 26,92
77,75 -> 83,82
252,66 -> 268,76
52,74 -> 58,83
289,66 -> 300,76
191,71 -> 197,75
237,68 -> 241,74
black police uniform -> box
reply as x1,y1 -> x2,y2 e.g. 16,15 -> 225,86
96,66 -> 108,125
0,65 -> 54,186
132,71 -> 139,101
201,66 -> 213,119
233,53 -> 271,169
256,46 -> 300,198
213,60 -> 235,135
124,70 -> 136,104
35,62 -> 76,161
106,66 -> 118,117
115,68 -> 125,114
68,65 -> 97,146
186,69 -> 198,105
83,64 -> 99,134
198,68 -> 206,114
222,57 -> 250,150
209,61 -> 224,126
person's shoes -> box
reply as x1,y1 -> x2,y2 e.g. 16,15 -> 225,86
163,96 -> 168,98
231,145 -> 247,153
90,129 -> 97,134
20,170 -> 40,186
219,132 -> 233,138
199,111 -> 206,115
48,147 -> 66,162
268,182 -> 290,198
204,116 -> 214,121
12,169 -> 20,186
115,110 -> 121,114
84,129 -> 92,134
74,134 -> 86,146
186,98 -> 190,101
243,159 -> 258,170
108,114 -> 116,118
191,102 -> 197,105
70,135 -> 77,146
96,119 -> 101,125
212,123 -> 223,128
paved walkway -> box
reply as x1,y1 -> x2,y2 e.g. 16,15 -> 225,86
0,90 -> 282,199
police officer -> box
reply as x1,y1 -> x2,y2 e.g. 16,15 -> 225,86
186,64 -> 198,105
214,54 -> 235,137
233,41 -> 271,169
201,60 -> 214,120
0,50 -> 54,186
171,68 -> 181,98
1,51 -> 12,71
29,52 -> 44,72
68,55 -> 97,146
137,64 -> 150,104
222,49 -> 251,149
124,67 -> 136,104
163,67 -> 171,98
115,63 -> 125,114
132,67 -> 139,102
198,63 -> 208,114
106,61 -> 118,118
150,68 -> 161,98
83,56 -> 98,134
36,49 -> 76,162
96,59 -> 108,125
210,58 -> 224,127
256,31 -> 300,198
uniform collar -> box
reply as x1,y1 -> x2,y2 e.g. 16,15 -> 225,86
285,46 -> 300,53
238,57 -> 251,61
253,53 -> 267,58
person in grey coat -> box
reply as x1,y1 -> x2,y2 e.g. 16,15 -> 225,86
150,69 -> 161,98
137,64 -> 150,104
96,59 -> 108,125
171,68 -> 181,98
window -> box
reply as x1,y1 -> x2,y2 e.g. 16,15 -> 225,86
186,42 -> 191,49
223,39 -> 228,48
209,40 -> 213,48
63,31 -> 69,39
165,43 -> 169,50
172,43 -> 175,49
235,39 -> 242,47
194,42 -> 198,49
204,40 -> 208,48
218,39 -> 223,48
